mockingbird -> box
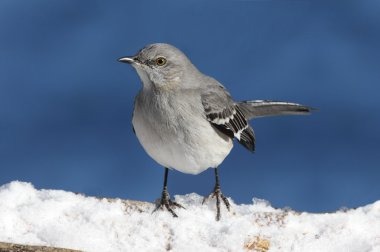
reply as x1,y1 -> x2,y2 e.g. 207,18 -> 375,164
119,43 -> 312,221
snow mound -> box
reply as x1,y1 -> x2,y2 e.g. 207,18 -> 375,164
0,181 -> 379,252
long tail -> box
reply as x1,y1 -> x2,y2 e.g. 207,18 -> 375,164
237,100 -> 314,120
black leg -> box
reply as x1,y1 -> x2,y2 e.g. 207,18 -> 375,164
203,167 -> 230,221
153,167 -> 184,217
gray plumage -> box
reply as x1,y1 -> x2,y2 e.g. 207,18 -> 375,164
119,43 -> 312,175
118,43 -> 313,220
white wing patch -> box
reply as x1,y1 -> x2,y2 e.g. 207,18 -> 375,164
210,110 -> 236,125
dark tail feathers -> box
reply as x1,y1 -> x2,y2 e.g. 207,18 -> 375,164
237,100 -> 314,120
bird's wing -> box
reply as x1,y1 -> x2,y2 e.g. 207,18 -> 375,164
201,80 -> 255,152
237,100 -> 313,120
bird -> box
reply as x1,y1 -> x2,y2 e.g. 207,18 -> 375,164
118,43 -> 312,221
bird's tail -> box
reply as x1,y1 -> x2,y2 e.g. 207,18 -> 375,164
237,100 -> 314,120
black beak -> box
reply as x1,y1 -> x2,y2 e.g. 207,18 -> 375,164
118,57 -> 135,64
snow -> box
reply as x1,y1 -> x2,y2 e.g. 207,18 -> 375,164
0,181 -> 379,252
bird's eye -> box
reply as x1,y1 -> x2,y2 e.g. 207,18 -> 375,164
155,57 -> 167,66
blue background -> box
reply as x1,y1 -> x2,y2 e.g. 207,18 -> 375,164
1,0 -> 379,212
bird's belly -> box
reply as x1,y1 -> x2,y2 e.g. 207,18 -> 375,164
132,110 -> 233,175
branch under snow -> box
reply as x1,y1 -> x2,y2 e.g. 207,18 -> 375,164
0,241 -> 81,252
0,182 -> 379,252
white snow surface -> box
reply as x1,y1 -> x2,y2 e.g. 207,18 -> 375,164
0,181 -> 379,252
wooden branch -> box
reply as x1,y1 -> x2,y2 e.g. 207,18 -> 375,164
0,242 -> 82,252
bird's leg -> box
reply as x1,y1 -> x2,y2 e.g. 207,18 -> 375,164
202,167 -> 230,221
153,167 -> 184,217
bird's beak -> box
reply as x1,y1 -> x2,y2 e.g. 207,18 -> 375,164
118,56 -> 135,64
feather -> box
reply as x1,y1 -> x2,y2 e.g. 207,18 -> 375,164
201,82 -> 255,152
238,100 -> 314,120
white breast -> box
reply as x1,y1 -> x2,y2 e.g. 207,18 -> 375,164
132,91 -> 233,175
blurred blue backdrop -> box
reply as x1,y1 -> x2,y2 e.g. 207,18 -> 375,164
1,0 -> 379,212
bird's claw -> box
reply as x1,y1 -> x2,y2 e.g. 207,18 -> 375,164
153,189 -> 185,218
202,186 -> 230,221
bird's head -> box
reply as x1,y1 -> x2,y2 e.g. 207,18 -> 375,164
119,43 -> 196,89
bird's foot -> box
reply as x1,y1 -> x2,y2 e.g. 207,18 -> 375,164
153,188 -> 184,218
202,185 -> 230,221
